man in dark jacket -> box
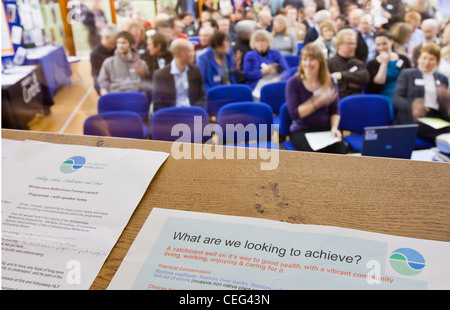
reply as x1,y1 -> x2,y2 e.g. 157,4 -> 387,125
153,39 -> 206,112
327,28 -> 370,99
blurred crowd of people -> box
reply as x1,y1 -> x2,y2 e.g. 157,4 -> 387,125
89,0 -> 450,151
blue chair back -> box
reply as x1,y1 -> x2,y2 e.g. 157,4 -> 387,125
217,101 -> 274,144
279,102 -> 297,151
284,55 -> 300,67
206,84 -> 253,117
289,66 -> 298,77
297,42 -> 304,55
260,81 -> 287,114
151,106 -> 210,143
279,103 -> 292,137
84,111 -> 148,139
98,91 -> 150,123
339,95 -> 392,133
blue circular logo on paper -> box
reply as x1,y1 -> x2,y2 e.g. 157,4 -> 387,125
389,248 -> 425,276
60,156 -> 86,173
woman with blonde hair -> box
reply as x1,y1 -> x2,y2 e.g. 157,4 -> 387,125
242,29 -> 290,90
272,14 -> 297,55
313,20 -> 337,59
285,43 -> 346,153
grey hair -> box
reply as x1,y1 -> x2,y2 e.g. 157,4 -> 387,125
100,24 -> 119,37
313,10 -> 331,25
249,29 -> 274,49
234,20 -> 257,38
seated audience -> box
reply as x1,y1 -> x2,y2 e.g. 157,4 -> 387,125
358,14 -> 376,62
393,43 -> 450,143
232,20 -> 257,71
302,1 -> 317,32
314,20 -> 337,59
404,11 -> 424,58
155,21 -> 175,45
98,31 -> 150,95
242,29 -> 290,90
179,12 -> 198,37
285,43 -> 346,154
327,28 -> 370,99
335,14 -> 347,31
367,30 -> 411,121
412,18 -> 440,66
90,24 -> 119,95
153,39 -> 206,112
256,10 -> 273,32
390,22 -> 412,58
217,16 -> 235,43
128,22 -> 147,54
142,33 -> 173,81
197,31 -> 237,91
173,19 -> 189,39
303,10 -> 331,45
272,14 -> 297,55
380,0 -> 406,30
285,5 -> 306,42
195,26 -> 214,59
341,8 -> 368,62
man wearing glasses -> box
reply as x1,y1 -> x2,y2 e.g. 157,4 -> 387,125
327,28 -> 370,99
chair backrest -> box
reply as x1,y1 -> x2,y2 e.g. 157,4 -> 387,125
260,81 -> 287,114
284,55 -> 300,68
217,101 -> 274,144
297,42 -> 304,55
206,84 -> 253,117
84,111 -> 147,139
98,91 -> 150,123
339,94 -> 392,133
279,102 -> 292,137
289,66 -> 298,77
151,106 -> 210,143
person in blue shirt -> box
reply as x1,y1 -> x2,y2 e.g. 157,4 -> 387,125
242,29 -> 290,90
197,30 -> 238,92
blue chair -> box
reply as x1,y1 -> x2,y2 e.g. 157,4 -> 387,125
260,81 -> 287,126
216,101 -> 278,149
279,103 -> 297,151
297,42 -> 304,55
339,95 -> 392,152
84,111 -> 148,139
415,137 -> 434,149
284,55 -> 300,68
289,66 -> 298,77
206,84 -> 253,117
151,106 -> 210,143
98,91 -> 150,123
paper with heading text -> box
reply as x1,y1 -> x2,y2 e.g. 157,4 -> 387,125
1,140 -> 168,290
108,208 -> 450,290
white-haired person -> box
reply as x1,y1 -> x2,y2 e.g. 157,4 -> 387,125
242,29 -> 290,91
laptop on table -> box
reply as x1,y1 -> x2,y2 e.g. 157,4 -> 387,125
361,124 -> 419,159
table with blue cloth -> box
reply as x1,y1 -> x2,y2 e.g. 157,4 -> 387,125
25,45 -> 72,97
2,65 -> 48,129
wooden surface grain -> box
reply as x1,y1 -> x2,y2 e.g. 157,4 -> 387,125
2,129 -> 449,290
